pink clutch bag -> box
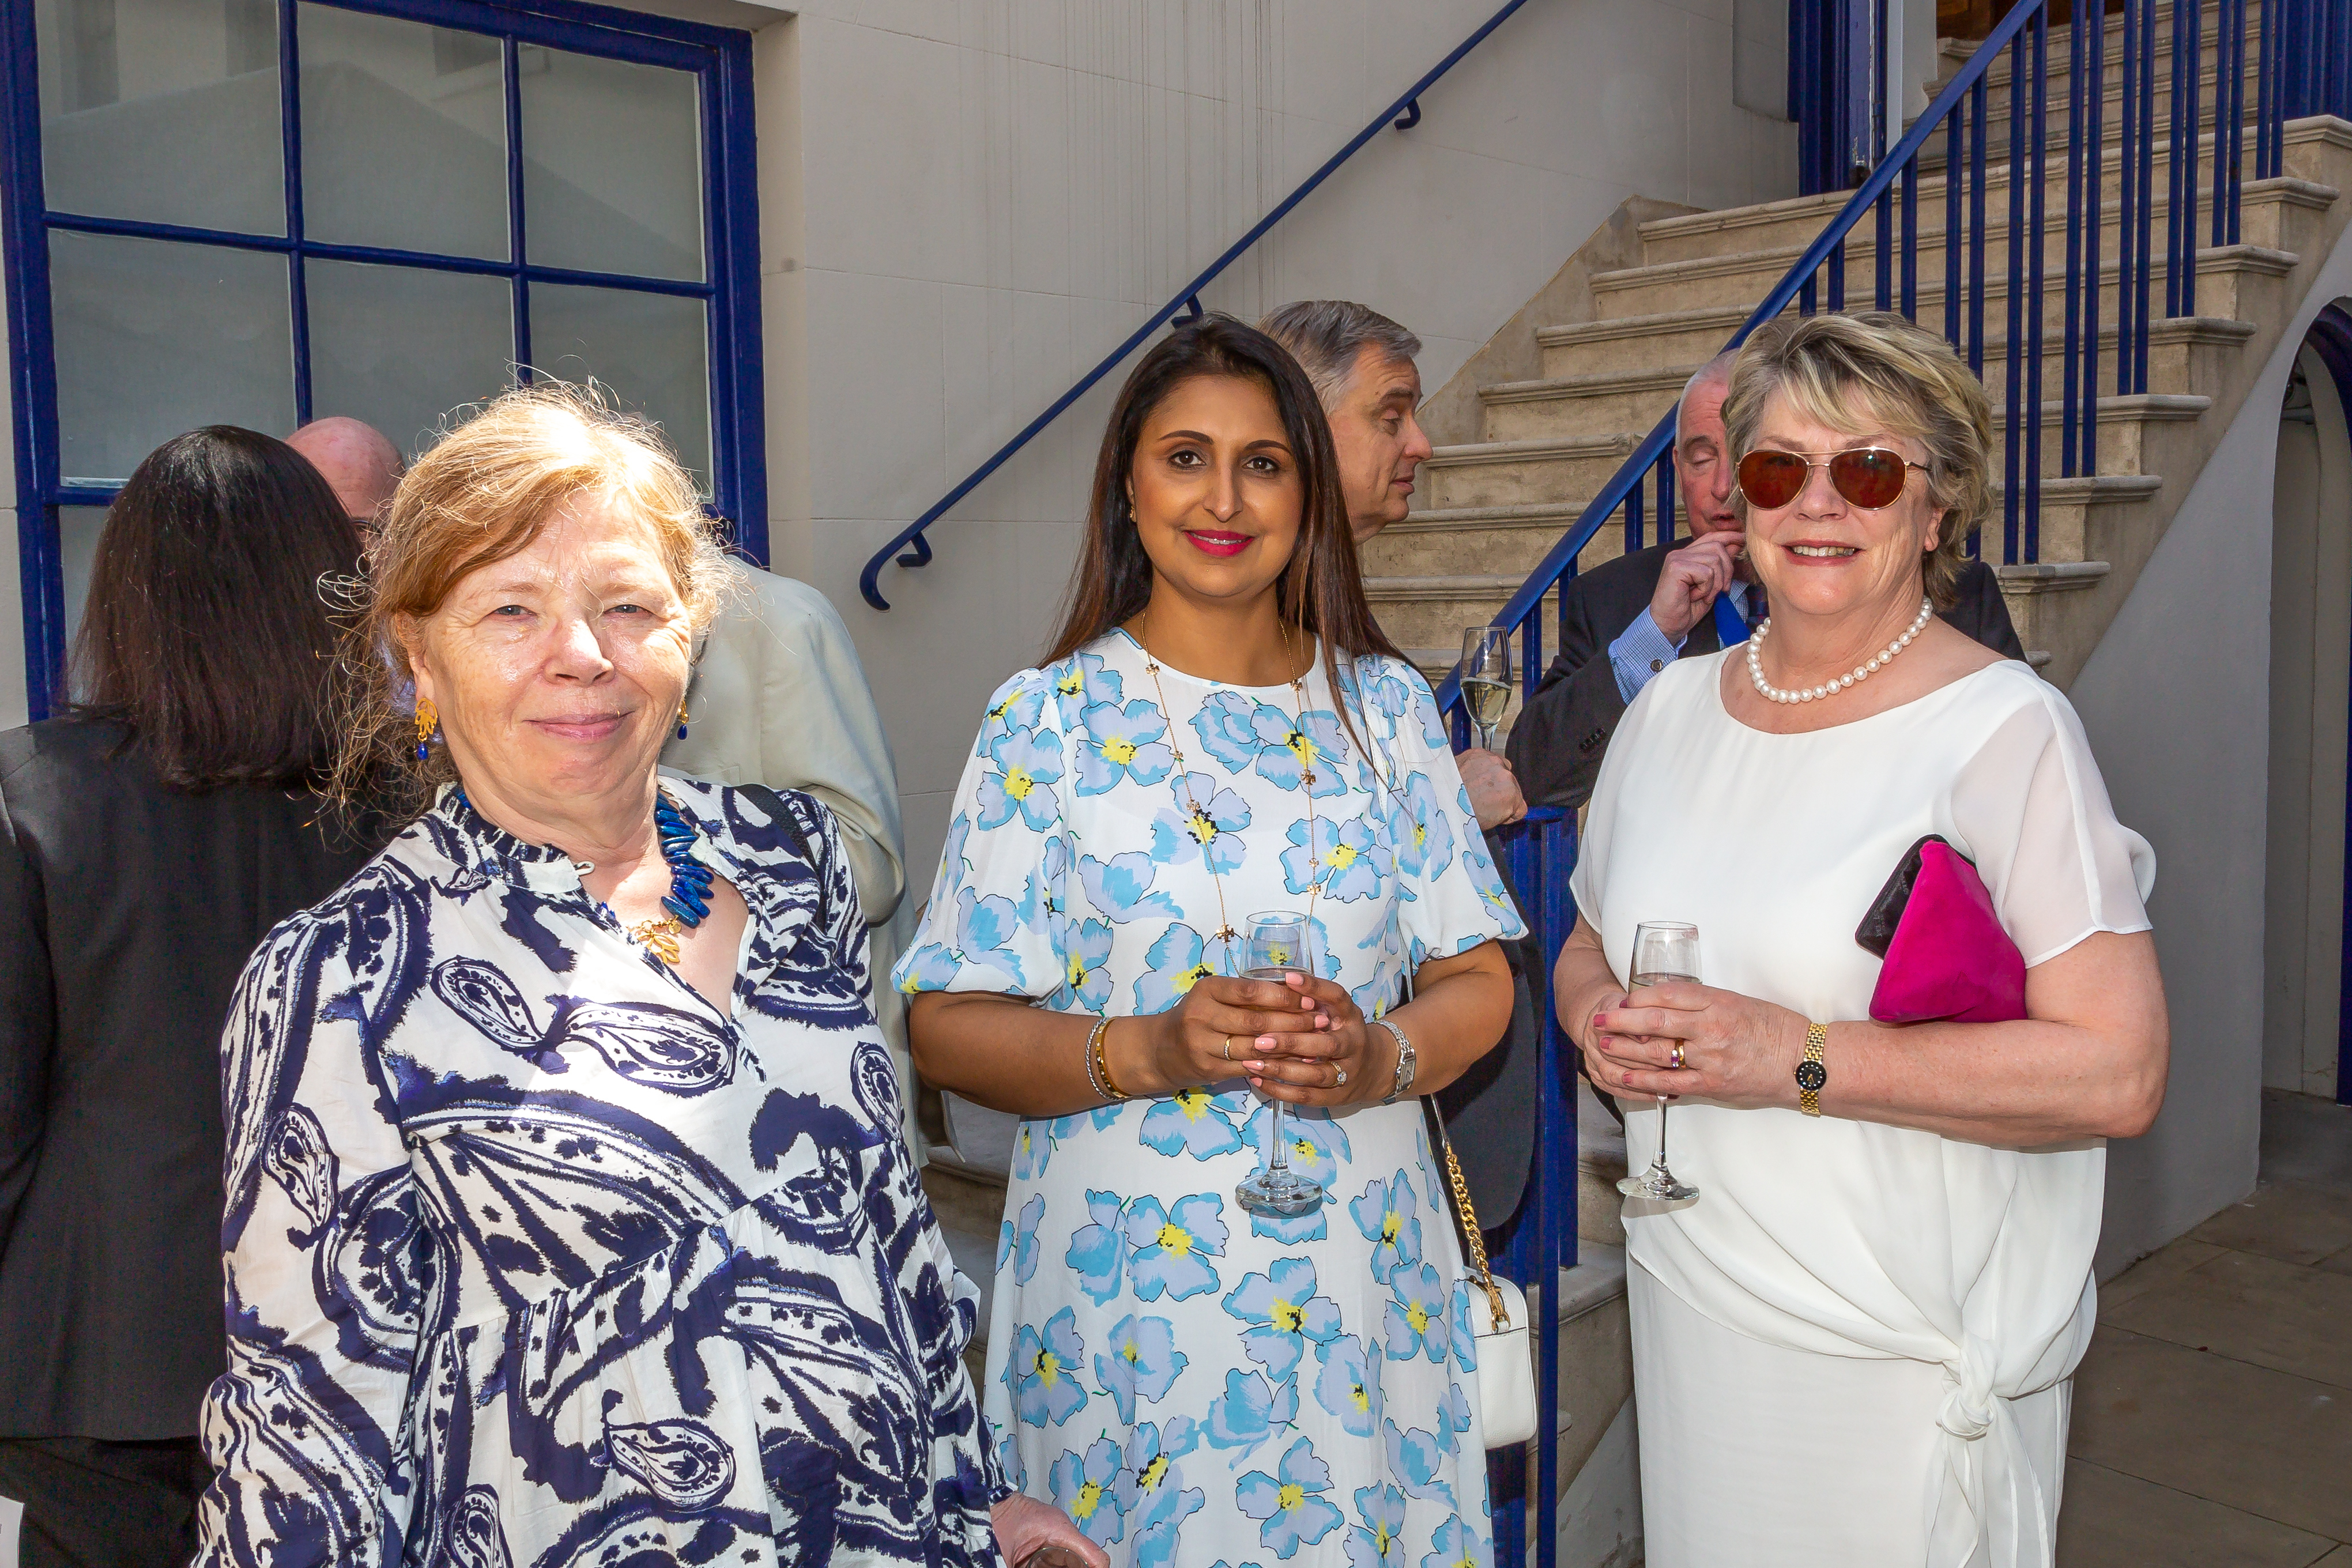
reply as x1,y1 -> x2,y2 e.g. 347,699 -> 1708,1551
1853,835 -> 2027,1024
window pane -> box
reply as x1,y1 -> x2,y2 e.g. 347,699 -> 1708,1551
58,506 -> 106,682
36,0 -> 286,235
298,5 -> 508,261
529,284 -> 710,483
307,261 -> 514,459
521,50 -> 702,281
49,230 -> 293,487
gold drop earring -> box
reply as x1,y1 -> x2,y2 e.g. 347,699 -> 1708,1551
676,704 -> 690,741
414,696 -> 438,763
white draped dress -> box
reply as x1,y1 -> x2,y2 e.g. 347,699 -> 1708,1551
1571,653 -> 2155,1568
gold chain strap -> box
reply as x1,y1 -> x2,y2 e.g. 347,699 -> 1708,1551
1438,1126 -> 1511,1329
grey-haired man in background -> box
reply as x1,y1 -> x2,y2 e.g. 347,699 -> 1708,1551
1259,300 -> 1528,830
1261,299 -> 1538,1232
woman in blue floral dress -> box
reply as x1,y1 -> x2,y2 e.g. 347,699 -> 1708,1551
899,318 -> 1525,1568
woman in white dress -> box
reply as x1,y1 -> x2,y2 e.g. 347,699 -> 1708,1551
900,316 -> 1524,1567
1554,311 -> 2168,1568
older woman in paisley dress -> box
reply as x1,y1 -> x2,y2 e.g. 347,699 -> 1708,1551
900,317 -> 1524,1568
195,383 -> 1099,1568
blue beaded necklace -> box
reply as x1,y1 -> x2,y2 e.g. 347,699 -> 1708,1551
451,785 -> 713,966
631,793 -> 717,965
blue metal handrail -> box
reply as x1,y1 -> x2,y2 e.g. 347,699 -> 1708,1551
1465,5 -> 2286,1561
856,0 -> 1537,610
1445,0 -> 2290,731
1443,0 -> 2061,722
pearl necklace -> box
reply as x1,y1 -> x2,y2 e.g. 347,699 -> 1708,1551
1746,597 -> 1933,704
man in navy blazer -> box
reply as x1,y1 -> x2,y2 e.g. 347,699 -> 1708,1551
1506,353 -> 2026,815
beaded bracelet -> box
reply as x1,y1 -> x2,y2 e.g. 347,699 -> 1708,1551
1084,1016 -> 1129,1102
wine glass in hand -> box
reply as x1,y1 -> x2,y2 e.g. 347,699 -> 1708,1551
1460,625 -> 1514,752
1234,911 -> 1324,1219
1616,920 -> 1700,1203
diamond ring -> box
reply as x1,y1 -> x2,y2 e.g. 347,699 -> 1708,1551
1333,1065 -> 1348,1087
1669,1043 -> 1686,1070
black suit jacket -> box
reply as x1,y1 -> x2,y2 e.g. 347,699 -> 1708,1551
1509,542 -> 2026,812
0,719 -> 384,1439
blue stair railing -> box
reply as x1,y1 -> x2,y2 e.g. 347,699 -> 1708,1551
1461,1 -> 2305,1562
856,0 -> 1537,610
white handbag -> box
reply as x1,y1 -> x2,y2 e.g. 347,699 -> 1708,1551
1429,1106 -> 1538,1448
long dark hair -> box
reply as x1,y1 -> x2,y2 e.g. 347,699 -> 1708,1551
71,425 -> 363,792
1043,315 -> 1404,702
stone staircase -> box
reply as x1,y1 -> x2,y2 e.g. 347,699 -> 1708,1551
1374,5 -> 2352,692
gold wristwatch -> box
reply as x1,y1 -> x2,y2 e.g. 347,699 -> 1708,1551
1796,1023 -> 1828,1116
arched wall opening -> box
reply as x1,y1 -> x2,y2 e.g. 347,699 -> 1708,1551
2263,300 -> 2352,1107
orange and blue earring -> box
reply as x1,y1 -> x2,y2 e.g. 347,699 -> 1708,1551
676,704 -> 690,741
414,697 -> 437,763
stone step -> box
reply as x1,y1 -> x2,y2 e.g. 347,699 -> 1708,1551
1986,471 -> 2165,583
1365,502 -> 1589,578
1480,352 -> 2210,478
1587,234 -> 2297,326
1421,434 -> 1634,511
1918,33 -> 2264,160
1373,472 -> 2163,654
1537,306 -> 2256,392
1371,504 -> 1649,582
1479,364 -> 1687,443
1637,167 -> 2330,269
1366,573 -> 1559,655
1913,2 -> 2268,172
1641,116 -> 2352,268
1932,0 -> 2263,104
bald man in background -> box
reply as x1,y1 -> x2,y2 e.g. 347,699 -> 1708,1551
287,417 -> 403,536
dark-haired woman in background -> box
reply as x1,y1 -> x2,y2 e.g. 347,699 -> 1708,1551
0,428 -> 382,1565
900,316 -> 1521,1565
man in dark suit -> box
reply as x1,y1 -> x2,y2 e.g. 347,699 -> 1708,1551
1507,352 -> 2025,815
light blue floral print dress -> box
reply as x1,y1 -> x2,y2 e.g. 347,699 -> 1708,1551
895,632 -> 1525,1568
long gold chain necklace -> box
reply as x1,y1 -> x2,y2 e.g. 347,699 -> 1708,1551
1134,619 -> 1327,962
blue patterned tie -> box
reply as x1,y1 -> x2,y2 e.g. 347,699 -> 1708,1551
1710,591 -> 1750,648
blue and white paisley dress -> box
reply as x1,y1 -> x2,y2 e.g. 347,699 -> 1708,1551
895,632 -> 1526,1568
196,781 -> 1004,1567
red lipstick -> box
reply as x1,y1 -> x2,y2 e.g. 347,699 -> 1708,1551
1185,529 -> 1252,558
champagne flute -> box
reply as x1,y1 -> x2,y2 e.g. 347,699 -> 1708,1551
1616,920 -> 1701,1203
1234,910 -> 1325,1219
1460,625 -> 1514,752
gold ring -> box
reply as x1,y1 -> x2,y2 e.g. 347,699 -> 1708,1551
1669,1043 -> 1686,1070
1333,1065 -> 1348,1087
1223,1036 -> 1235,1061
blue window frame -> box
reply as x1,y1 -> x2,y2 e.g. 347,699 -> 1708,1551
1,0 -> 764,719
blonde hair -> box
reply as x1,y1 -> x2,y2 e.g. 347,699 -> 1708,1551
1721,310 -> 1993,608
330,379 -> 730,816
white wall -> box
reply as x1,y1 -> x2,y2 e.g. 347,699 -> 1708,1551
2072,241 -> 2352,1275
736,0 -> 1799,885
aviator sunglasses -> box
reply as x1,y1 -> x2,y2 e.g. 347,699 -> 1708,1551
1736,447 -> 1926,511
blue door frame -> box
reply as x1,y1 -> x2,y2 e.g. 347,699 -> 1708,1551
0,0 -> 766,719
1791,0 -> 1889,194
2304,302 -> 2352,1105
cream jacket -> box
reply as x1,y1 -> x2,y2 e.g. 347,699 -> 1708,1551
662,559 -> 919,1150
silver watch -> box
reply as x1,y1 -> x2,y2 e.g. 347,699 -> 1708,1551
1375,1018 -> 1416,1104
